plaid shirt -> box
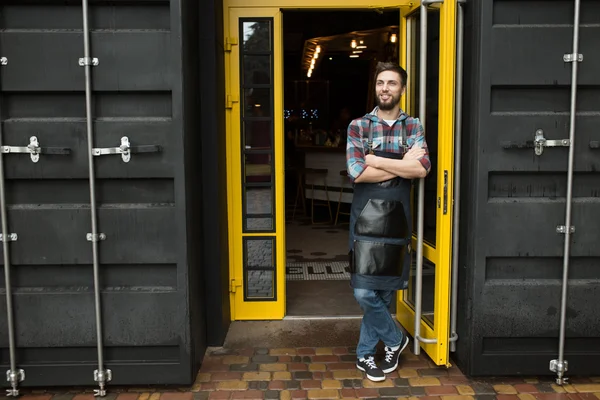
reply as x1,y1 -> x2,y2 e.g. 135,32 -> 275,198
346,107 -> 431,182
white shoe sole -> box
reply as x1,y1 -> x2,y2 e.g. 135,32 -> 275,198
382,336 -> 410,374
356,364 -> 386,382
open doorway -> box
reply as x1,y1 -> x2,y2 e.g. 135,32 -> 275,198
281,9 -> 402,317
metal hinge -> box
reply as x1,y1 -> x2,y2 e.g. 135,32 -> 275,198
1,136 -> 71,163
1,57 -> 7,66
225,37 -> 238,52
79,57 -> 99,67
563,53 -> 582,63
226,94 -> 239,109
92,136 -> 161,163
535,129 -> 570,156
0,233 -> 18,242
557,226 -> 575,234
87,233 -> 106,242
230,279 -> 242,293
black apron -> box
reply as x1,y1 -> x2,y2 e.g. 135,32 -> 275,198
348,120 -> 412,286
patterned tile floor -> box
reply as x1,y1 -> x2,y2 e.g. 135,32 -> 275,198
5,347 -> 600,400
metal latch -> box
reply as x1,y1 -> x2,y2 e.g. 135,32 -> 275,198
6,369 -> 25,397
92,136 -> 161,163
0,234 -> 18,242
550,359 -> 568,384
1,57 -> 7,66
79,57 -> 99,66
534,129 -> 570,156
1,136 -> 71,163
93,368 -> 112,397
563,53 -> 582,63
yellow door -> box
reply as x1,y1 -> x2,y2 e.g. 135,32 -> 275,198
396,0 -> 458,366
225,7 -> 286,319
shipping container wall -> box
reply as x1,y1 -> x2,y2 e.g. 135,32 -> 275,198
456,0 -> 600,376
0,0 -> 206,387
199,0 -> 231,347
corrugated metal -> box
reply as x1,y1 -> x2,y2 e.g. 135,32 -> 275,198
0,0 -> 204,387
457,0 -> 600,376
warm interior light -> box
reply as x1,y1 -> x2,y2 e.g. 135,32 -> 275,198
349,54 -> 359,58
316,45 -> 321,53
351,39 -> 357,48
390,34 -> 397,43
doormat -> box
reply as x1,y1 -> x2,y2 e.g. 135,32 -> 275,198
286,262 -> 350,281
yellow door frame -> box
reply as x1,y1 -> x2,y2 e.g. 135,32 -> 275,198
396,1 -> 457,367
224,0 -> 457,367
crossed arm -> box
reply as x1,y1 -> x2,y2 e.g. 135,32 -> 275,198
346,123 -> 431,183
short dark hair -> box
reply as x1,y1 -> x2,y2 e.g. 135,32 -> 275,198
374,62 -> 408,87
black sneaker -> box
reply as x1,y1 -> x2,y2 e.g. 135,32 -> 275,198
381,335 -> 410,374
356,355 -> 385,382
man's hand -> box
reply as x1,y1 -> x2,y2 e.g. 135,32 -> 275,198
365,154 -> 380,169
403,145 -> 426,161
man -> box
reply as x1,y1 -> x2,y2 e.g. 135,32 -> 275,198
346,62 -> 431,382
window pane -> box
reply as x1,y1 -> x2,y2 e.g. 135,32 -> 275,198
243,88 -> 272,117
404,255 -> 436,327
410,12 -> 440,246
242,21 -> 271,52
245,186 -> 273,231
243,55 -> 271,85
247,270 -> 274,299
245,238 -> 275,299
244,154 -> 272,183
244,120 -> 272,150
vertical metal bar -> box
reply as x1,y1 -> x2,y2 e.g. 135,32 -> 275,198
81,0 -> 110,395
449,0 -> 464,352
0,63 -> 25,396
553,0 -> 581,385
413,1 -> 428,356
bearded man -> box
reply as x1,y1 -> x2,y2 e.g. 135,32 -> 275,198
346,61 -> 431,382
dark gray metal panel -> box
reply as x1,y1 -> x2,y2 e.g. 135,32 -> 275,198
0,32 -> 171,91
0,0 -> 201,387
459,0 -> 600,376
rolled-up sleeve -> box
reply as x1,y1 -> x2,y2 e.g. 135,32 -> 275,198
411,120 -> 431,173
346,122 -> 366,182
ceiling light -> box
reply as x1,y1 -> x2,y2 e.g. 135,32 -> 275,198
350,55 -> 359,58
316,45 -> 321,53
390,34 -> 397,43
351,39 -> 357,48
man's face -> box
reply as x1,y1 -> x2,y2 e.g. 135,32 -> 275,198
375,70 -> 405,111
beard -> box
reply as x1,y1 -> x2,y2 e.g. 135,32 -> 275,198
376,92 -> 400,111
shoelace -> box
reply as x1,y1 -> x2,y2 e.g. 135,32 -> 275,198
364,356 -> 378,369
384,346 -> 395,363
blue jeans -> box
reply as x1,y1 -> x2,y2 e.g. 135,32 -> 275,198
354,288 -> 404,359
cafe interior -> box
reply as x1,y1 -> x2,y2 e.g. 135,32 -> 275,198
282,9 -> 404,317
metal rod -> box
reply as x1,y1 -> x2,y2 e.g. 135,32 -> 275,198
449,0 -> 465,353
81,0 -> 108,395
413,1 -> 428,356
0,68 -> 23,397
555,0 -> 581,385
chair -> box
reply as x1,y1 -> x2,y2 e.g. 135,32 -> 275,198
305,168 -> 332,224
335,170 -> 352,225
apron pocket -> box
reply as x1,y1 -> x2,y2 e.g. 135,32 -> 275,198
351,239 -> 408,276
355,198 -> 408,238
